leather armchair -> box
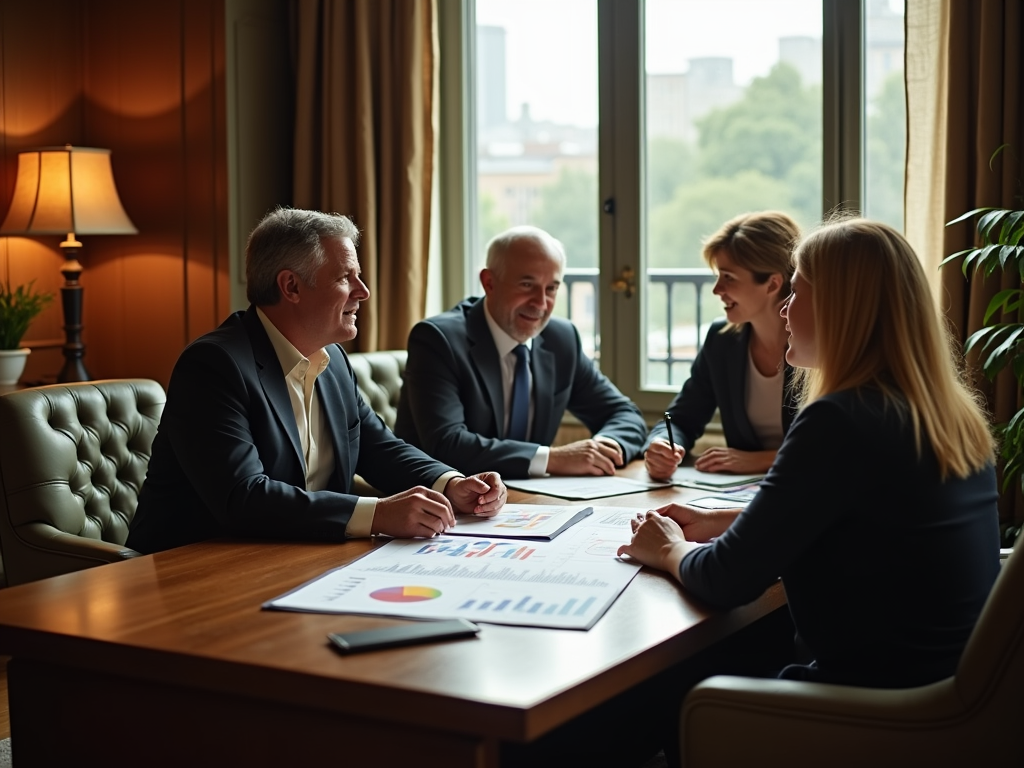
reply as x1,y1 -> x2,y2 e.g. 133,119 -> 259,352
679,546 -> 1023,767
345,350 -> 408,496
0,379 -> 166,586
347,350 -> 407,431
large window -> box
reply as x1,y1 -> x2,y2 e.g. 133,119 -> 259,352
448,0 -> 907,409
863,0 -> 907,229
473,0 -> 600,358
643,0 -> 823,388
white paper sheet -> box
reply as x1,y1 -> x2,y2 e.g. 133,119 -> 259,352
503,475 -> 670,500
264,507 -> 645,630
447,504 -> 593,540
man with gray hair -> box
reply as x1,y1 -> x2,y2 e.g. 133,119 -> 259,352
395,225 -> 647,479
128,207 -> 506,554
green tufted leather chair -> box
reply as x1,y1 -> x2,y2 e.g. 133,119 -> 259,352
347,350 -> 407,430
678,544 -> 1023,768
345,350 -> 408,496
0,379 -> 166,586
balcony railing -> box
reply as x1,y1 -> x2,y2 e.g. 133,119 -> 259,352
559,267 -> 718,387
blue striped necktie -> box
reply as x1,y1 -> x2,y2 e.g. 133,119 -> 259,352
508,344 -> 530,441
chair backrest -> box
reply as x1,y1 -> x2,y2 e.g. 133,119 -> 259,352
0,379 -> 166,586
347,350 -> 407,430
954,543 -> 1024,715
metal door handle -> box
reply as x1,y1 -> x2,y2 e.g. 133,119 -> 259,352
610,266 -> 635,299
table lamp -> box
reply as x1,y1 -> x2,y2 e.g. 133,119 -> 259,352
0,145 -> 137,382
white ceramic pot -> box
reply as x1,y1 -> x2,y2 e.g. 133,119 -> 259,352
0,348 -> 31,387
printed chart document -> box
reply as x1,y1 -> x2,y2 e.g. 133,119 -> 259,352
671,466 -> 763,490
448,504 -> 593,540
264,507 -> 644,630
503,475 -> 669,500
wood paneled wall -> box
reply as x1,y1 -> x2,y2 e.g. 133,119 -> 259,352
0,0 -> 228,388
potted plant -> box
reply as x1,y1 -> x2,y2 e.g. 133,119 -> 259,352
0,279 -> 54,387
943,145 -> 1024,546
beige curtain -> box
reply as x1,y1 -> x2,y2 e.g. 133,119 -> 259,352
293,0 -> 437,352
906,0 -> 1024,531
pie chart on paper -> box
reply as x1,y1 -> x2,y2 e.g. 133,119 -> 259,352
370,586 -> 442,603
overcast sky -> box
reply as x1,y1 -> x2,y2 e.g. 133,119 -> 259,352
475,0 -> 900,128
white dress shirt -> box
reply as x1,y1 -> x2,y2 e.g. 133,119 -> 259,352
745,350 -> 785,451
482,300 -> 551,476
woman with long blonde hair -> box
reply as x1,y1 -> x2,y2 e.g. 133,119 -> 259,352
621,218 -> 1000,687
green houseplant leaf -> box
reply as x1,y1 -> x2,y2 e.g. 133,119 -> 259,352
0,280 -> 54,350
983,289 -> 1024,325
945,144 -> 1024,513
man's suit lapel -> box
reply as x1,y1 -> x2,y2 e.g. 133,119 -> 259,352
531,332 -> 556,444
242,308 -> 304,466
316,353 -> 353,493
467,300 -> 507,435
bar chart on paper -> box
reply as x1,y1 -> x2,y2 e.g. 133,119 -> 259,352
266,569 -> 630,629
457,593 -> 597,617
264,508 -> 647,629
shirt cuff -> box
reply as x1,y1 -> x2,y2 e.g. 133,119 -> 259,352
349,472 -> 462,538
347,497 -> 378,538
433,470 -> 464,494
529,446 -> 549,476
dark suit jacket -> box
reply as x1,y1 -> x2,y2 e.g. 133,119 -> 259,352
679,388 -> 999,687
646,319 -> 798,453
393,297 -> 648,478
127,307 -> 455,554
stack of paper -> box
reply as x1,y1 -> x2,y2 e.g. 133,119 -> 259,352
670,466 -> 763,490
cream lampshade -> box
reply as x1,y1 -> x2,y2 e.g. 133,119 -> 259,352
0,145 -> 137,382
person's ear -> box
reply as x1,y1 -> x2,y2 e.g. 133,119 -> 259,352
277,270 -> 302,305
765,273 -> 783,298
480,268 -> 495,295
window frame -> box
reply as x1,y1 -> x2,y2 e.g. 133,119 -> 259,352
439,0 -> 868,415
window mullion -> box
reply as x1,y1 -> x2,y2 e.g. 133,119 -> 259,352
599,0 -> 645,397
823,0 -> 864,214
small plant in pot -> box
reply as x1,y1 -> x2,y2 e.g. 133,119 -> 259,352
0,279 -> 54,387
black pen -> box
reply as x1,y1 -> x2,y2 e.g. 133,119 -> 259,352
664,412 -> 676,451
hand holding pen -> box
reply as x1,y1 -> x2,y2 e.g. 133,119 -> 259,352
644,411 -> 685,480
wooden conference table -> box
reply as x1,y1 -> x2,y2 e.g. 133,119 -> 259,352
0,463 -> 784,767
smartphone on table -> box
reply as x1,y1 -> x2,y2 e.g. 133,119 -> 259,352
327,618 -> 481,654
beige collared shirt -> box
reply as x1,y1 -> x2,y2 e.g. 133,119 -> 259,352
256,308 -> 378,535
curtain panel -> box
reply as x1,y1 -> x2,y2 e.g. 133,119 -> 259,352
906,0 -> 1024,531
293,0 -> 437,352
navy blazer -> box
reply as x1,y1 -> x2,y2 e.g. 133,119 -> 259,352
393,297 -> 648,478
647,319 -> 798,453
680,388 -> 999,687
127,307 -> 455,554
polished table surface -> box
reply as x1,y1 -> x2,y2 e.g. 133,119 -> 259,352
0,462 -> 783,766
